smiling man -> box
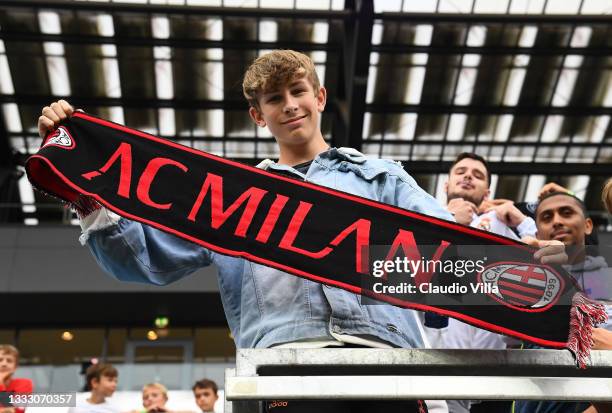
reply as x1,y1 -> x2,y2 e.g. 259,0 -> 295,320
514,192 -> 612,413
535,191 -> 612,300
536,192 -> 593,254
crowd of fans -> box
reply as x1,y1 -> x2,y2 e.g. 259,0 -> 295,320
0,346 -> 219,413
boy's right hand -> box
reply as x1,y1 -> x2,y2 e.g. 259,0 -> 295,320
38,100 -> 74,139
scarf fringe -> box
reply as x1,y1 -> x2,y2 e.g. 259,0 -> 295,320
73,194 -> 102,219
566,292 -> 608,368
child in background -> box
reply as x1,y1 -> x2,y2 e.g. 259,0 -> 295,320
68,363 -> 119,413
192,379 -> 218,413
128,382 -> 194,413
0,345 -> 33,413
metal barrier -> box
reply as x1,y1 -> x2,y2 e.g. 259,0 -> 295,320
224,348 -> 612,413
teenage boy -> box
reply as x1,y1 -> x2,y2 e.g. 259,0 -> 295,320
39,50 -> 455,412
0,345 -> 32,413
68,363 -> 119,413
192,379 -> 218,413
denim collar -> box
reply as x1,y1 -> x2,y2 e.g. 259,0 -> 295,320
256,147 -> 368,175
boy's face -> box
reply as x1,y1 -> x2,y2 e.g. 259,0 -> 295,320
0,351 -> 17,377
249,77 -> 326,148
92,375 -> 118,398
142,387 -> 167,410
194,387 -> 218,412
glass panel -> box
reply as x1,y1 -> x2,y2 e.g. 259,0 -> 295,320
194,328 -> 236,361
19,329 -> 104,364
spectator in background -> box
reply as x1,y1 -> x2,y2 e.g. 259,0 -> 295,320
68,363 -> 119,413
515,182 -> 600,246
533,190 -> 611,326
0,345 -> 33,413
424,153 -> 538,413
445,153 -> 536,239
128,382 -> 194,413
514,190 -> 612,413
602,178 -> 612,214
192,379 -> 218,413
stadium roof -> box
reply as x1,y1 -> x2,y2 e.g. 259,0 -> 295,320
0,0 -> 611,226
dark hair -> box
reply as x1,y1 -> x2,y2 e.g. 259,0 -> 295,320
193,378 -> 218,395
536,191 -> 588,217
450,152 -> 491,185
86,363 -> 118,389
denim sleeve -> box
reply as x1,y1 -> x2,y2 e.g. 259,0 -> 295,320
87,218 -> 213,285
388,172 -> 454,222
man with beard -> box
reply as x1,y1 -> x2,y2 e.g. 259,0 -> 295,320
513,191 -> 612,413
422,153 -> 538,413
445,153 -> 536,241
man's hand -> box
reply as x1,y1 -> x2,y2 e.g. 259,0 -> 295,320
38,100 -> 74,139
521,236 -> 568,265
538,182 -> 570,201
484,201 -> 526,228
478,198 -> 512,214
447,198 -> 477,225
592,327 -> 612,350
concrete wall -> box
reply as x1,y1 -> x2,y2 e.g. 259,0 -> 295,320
0,225 -> 219,293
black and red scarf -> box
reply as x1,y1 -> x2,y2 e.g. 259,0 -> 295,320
26,112 -> 607,367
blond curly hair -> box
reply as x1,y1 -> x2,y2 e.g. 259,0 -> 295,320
242,50 -> 320,110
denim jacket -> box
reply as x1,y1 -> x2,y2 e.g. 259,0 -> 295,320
86,147 -> 453,349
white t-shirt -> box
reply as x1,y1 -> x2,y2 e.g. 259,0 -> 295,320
470,210 -> 536,241
68,399 -> 120,413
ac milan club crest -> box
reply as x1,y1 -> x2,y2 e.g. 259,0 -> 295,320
42,126 -> 75,150
478,262 -> 564,311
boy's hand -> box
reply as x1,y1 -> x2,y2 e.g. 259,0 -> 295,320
521,236 -> 568,265
38,100 -> 74,139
